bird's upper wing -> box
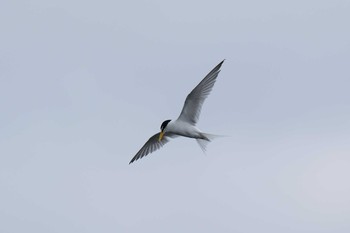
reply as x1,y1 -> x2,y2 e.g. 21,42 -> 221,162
129,132 -> 177,164
177,60 -> 224,125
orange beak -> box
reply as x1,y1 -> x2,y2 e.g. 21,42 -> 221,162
158,131 -> 164,141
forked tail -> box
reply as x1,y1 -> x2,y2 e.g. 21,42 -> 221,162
196,133 -> 225,153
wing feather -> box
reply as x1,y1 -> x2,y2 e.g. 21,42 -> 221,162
177,60 -> 224,125
129,132 -> 177,164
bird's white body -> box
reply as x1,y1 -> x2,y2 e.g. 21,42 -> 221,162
165,119 -> 205,139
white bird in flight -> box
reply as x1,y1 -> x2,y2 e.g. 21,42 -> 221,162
129,60 -> 225,164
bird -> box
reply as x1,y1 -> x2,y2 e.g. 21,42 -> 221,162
129,60 -> 225,164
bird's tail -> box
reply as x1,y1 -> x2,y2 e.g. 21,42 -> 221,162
196,133 -> 226,153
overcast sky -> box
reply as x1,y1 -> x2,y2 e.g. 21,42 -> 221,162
1,0 -> 350,232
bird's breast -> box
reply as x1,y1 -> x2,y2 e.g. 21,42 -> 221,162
166,120 -> 201,138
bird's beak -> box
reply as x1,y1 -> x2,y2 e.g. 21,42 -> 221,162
158,131 -> 164,141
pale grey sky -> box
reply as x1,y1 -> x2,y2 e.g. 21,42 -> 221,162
1,0 -> 350,232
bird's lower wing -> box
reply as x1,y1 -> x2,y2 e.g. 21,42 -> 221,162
129,132 -> 177,164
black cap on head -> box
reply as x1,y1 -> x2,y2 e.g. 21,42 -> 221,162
160,119 -> 171,131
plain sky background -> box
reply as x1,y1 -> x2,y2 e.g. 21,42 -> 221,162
1,0 -> 350,232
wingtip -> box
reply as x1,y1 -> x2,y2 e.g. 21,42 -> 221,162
215,59 -> 225,70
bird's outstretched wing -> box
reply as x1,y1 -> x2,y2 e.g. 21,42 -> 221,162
177,60 -> 224,125
129,132 -> 177,164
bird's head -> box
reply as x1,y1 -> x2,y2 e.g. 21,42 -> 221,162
159,119 -> 171,141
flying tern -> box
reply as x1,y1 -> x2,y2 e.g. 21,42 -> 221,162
129,60 -> 225,164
